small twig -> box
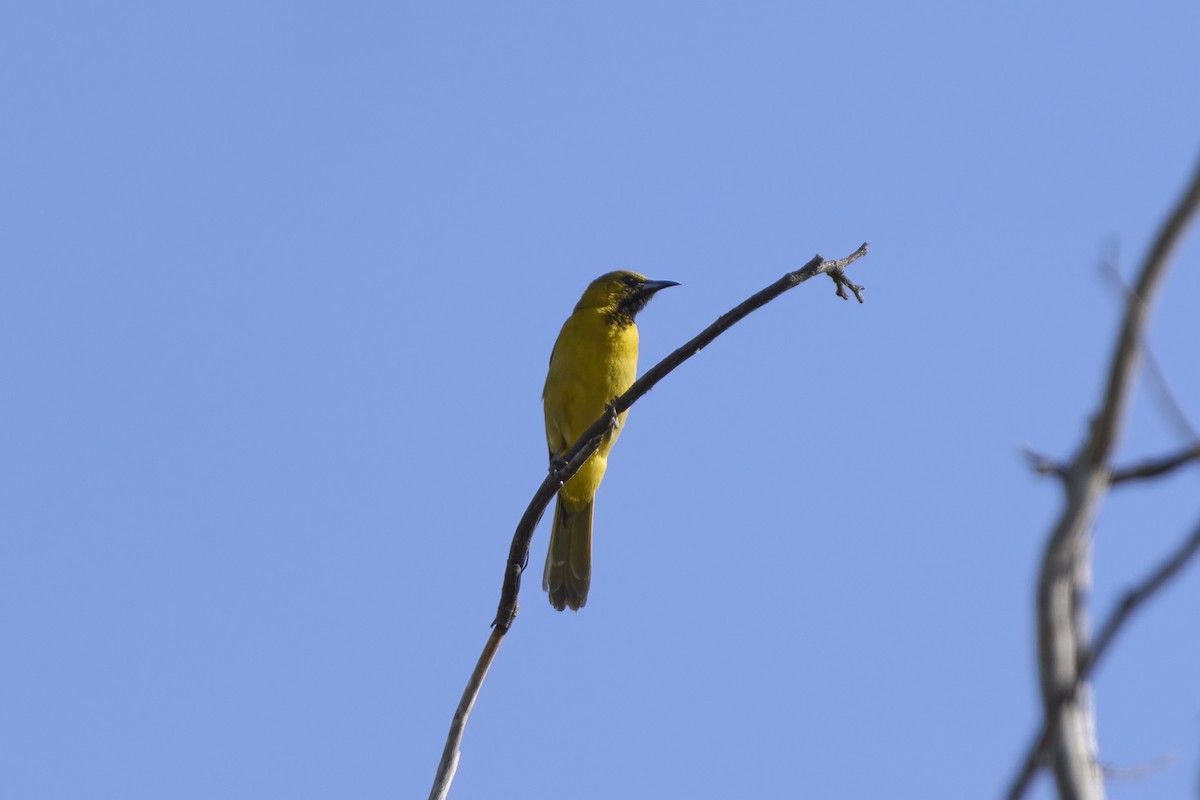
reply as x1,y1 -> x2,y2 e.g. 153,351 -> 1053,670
1006,516 -> 1200,800
1111,444 -> 1200,486
428,629 -> 503,800
1101,750 -> 1179,781
1085,518 -> 1200,673
1101,260 -> 1200,444
1022,442 -> 1200,487
829,266 -> 866,302
1023,446 -> 1069,480
1138,344 -> 1200,444
429,244 -> 871,800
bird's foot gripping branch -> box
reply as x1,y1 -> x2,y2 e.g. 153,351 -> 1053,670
548,457 -> 569,486
429,243 -> 870,800
547,403 -> 621,485
603,401 -> 621,433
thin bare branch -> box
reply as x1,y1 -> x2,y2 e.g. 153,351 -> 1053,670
1138,345 -> 1200,444
428,629 -> 503,800
1101,260 -> 1200,444
1087,518 -> 1200,669
429,244 -> 871,799
1111,444 -> 1200,486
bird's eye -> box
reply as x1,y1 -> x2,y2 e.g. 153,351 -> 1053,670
622,274 -> 638,288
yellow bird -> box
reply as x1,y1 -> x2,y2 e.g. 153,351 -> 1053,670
542,271 -> 678,611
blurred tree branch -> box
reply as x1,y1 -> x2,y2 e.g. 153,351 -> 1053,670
1007,516 -> 1200,799
1023,443 -> 1200,486
429,243 -> 870,800
1110,444 -> 1200,485
1006,151 -> 1200,800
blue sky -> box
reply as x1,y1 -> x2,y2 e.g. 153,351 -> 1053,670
3,3 -> 1200,799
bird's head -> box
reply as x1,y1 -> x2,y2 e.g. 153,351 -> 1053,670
576,270 -> 680,322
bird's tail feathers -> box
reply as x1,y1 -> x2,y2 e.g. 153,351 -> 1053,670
542,497 -> 593,611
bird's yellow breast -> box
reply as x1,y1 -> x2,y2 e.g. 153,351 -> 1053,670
543,309 -> 639,506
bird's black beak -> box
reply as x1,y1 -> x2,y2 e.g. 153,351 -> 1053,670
619,277 -> 679,320
640,279 -> 680,297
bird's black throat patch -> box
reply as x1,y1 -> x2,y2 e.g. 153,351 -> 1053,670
613,291 -> 653,326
